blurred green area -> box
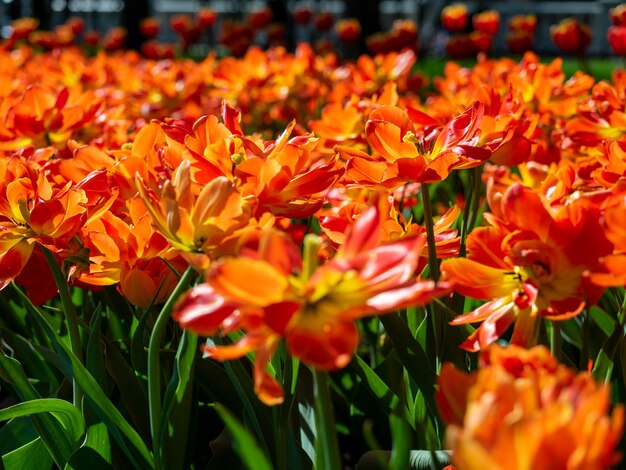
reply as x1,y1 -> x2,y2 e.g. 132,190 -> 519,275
416,56 -> 624,82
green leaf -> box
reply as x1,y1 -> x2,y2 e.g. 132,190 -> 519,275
379,314 -> 438,423
0,399 -> 85,444
102,336 -> 150,441
357,450 -> 451,469
388,390 -> 410,470
85,305 -> 109,390
0,417 -> 38,455
0,354 -> 77,467
130,307 -> 152,379
64,421 -> 111,470
160,331 -> 198,470
214,404 -> 272,470
351,356 -> 415,425
14,288 -> 154,469
0,329 -> 60,394
592,323 -> 623,383
3,437 -> 53,470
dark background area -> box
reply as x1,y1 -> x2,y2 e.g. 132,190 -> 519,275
0,0 -> 623,56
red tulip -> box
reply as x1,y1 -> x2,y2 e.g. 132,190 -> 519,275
336,18 -> 361,43
441,4 -> 468,32
551,18 -> 591,54
293,7 -> 312,25
610,4 -> 626,26
140,17 -> 160,38
314,12 -> 334,32
506,30 -> 533,54
197,8 -> 217,29
509,14 -> 537,34
473,10 -> 500,35
609,25 -> 626,55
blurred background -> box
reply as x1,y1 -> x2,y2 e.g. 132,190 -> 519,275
0,0 -> 622,57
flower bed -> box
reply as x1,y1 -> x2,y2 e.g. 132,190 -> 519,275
0,30 -> 625,470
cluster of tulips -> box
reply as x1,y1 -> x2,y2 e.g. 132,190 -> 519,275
1,15 -> 626,469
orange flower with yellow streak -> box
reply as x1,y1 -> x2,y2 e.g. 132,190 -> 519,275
1,85 -> 101,151
436,345 -> 624,470
342,102 -> 490,188
440,183 -> 612,351
136,160 -> 252,268
0,160 -> 113,289
78,196 -> 186,308
173,201 -> 451,405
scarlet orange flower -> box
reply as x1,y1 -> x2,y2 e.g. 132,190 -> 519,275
1,85 -> 101,152
10,17 -> 39,41
136,160 -> 252,267
174,201 -> 451,404
342,102 -> 490,187
441,183 -> 612,351
78,196 -> 186,308
0,161 -> 111,290
437,344 -> 624,470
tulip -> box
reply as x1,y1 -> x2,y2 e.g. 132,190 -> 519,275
506,30 -> 533,54
609,25 -> 626,56
197,8 -> 217,29
248,7 -> 272,30
314,12 -> 334,32
441,4 -> 468,32
336,18 -> 361,44
293,7 -> 312,25
10,17 -> 39,41
610,4 -> 626,26
472,10 -> 500,35
550,18 -> 591,54
139,17 -> 160,39
509,13 -> 537,33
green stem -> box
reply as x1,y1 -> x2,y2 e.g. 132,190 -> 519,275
148,265 -> 195,469
421,183 -> 444,370
312,368 -> 342,470
420,183 -> 439,282
459,166 -> 483,258
580,309 -> 590,371
550,320 -> 561,362
40,244 -> 83,408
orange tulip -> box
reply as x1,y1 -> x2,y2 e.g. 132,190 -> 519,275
136,160 -> 252,264
0,161 -> 112,290
437,345 -> 624,470
174,201 -> 451,404
441,183 -> 612,351
342,102 -> 490,187
78,196 -> 186,308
